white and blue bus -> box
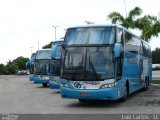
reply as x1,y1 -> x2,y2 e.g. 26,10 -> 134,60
49,40 -> 63,89
26,53 -> 36,81
34,49 -> 51,87
60,24 -> 152,102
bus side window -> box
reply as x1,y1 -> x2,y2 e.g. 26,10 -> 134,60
143,42 -> 151,58
117,28 -> 123,44
117,28 -> 123,79
125,32 -> 141,55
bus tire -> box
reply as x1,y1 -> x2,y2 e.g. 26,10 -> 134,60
148,77 -> 150,86
143,79 -> 148,90
42,84 -> 48,87
120,86 -> 128,102
79,99 -> 87,102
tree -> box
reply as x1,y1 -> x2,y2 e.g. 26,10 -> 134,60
4,60 -> 18,74
152,48 -> 160,64
108,7 -> 142,29
0,64 -> 5,75
42,41 -> 53,49
85,20 -> 94,24
107,7 -> 160,41
135,15 -> 160,40
0,56 -> 29,75
42,37 -> 65,49
12,56 -> 29,70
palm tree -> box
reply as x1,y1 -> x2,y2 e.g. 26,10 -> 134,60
135,15 -> 160,41
107,7 -> 142,29
85,20 -> 94,24
107,7 -> 160,42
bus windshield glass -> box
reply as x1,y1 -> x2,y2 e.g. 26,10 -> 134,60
64,27 -> 115,45
35,60 -> 49,75
62,47 -> 114,80
36,50 -> 51,59
49,59 -> 61,76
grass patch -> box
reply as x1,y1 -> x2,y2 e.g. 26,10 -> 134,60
152,80 -> 160,84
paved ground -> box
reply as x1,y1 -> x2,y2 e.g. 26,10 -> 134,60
0,75 -> 160,115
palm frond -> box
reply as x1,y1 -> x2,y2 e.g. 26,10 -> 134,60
128,7 -> 142,20
107,12 -> 124,24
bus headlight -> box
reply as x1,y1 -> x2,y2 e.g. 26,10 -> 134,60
43,76 -> 49,80
60,82 -> 69,88
101,82 -> 116,89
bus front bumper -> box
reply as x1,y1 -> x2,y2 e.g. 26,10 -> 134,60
60,87 -> 118,100
34,76 -> 50,84
49,81 -> 60,89
29,74 -> 34,81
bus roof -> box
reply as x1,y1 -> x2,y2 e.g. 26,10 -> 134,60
36,49 -> 51,52
66,24 -> 150,46
67,24 -> 124,29
52,39 -> 63,45
66,24 -> 136,36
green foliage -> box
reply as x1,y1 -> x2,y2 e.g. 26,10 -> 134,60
0,64 -> 5,75
0,56 -> 29,75
135,15 -> 160,41
42,41 -> 53,49
152,80 -> 160,84
4,61 -> 18,75
107,6 -> 160,41
108,7 -> 142,29
42,38 -> 64,49
12,56 -> 29,70
152,48 -> 160,64
85,20 -> 94,24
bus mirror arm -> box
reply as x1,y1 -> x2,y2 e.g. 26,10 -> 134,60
114,43 -> 122,59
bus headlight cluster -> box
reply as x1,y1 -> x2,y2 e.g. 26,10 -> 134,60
43,76 -> 49,80
50,77 -> 59,83
52,79 -> 59,83
60,82 -> 69,88
101,82 -> 116,89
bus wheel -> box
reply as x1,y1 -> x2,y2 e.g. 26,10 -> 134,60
79,99 -> 87,102
143,79 -> 148,90
42,84 -> 48,87
120,86 -> 128,102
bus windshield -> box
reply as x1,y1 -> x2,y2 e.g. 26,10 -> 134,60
35,60 -> 49,75
36,50 -> 51,59
64,27 -> 115,45
62,46 -> 114,81
49,59 -> 61,76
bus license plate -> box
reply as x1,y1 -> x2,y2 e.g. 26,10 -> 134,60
80,93 -> 89,97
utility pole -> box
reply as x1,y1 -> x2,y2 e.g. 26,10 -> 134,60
38,41 -> 39,50
52,26 -> 59,41
124,0 -> 127,18
30,47 -> 33,54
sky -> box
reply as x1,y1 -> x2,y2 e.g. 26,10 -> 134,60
0,0 -> 160,64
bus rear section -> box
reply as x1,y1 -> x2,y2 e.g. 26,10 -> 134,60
59,24 -> 152,102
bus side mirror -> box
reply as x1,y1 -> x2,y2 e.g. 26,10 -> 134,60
114,43 -> 122,58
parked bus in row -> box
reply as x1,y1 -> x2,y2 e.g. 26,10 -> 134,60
49,40 -> 63,89
59,24 -> 152,102
26,53 -> 36,81
34,49 -> 51,87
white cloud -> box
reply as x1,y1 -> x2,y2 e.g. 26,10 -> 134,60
0,0 -> 160,63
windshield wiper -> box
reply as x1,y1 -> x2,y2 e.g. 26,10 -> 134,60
89,61 -> 98,80
71,63 -> 83,80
